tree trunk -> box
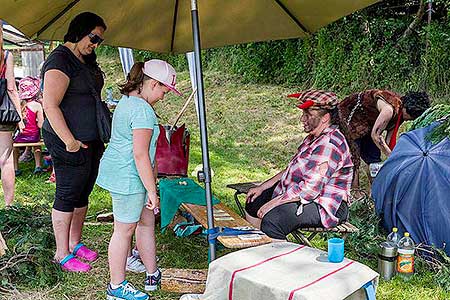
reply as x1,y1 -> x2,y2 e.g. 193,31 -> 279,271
399,0 -> 427,41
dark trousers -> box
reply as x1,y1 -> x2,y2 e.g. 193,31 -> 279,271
245,183 -> 348,239
43,130 -> 104,212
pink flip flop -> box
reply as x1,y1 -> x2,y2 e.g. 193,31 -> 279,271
58,254 -> 91,272
72,243 -> 98,262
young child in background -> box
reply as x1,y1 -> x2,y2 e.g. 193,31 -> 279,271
13,76 -> 44,175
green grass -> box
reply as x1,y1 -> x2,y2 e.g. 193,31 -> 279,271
1,55 -> 449,300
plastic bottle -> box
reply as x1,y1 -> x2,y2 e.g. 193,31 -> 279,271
106,87 -> 113,103
387,227 -> 400,247
397,232 -> 415,279
369,162 -> 383,178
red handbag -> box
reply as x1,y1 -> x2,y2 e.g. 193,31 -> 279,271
156,124 -> 190,176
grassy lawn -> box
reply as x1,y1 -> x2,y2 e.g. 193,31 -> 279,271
1,55 -> 449,300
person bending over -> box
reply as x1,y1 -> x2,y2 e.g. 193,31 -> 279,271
338,90 -> 430,189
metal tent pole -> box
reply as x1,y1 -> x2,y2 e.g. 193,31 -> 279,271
190,0 -> 216,261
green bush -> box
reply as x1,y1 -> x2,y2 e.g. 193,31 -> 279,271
96,3 -> 449,101
202,7 -> 449,100
0,205 -> 61,289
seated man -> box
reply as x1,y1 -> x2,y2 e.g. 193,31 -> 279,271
245,90 -> 353,241
338,90 -> 430,189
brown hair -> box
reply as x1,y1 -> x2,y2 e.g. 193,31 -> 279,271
118,62 -> 150,95
20,99 -> 27,121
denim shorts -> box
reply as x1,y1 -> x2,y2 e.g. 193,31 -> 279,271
111,192 -> 147,223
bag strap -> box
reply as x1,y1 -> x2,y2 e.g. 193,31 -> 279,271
0,51 -> 9,79
81,64 -> 102,103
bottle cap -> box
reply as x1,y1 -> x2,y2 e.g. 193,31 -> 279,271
393,227 -> 398,232
404,232 -> 410,237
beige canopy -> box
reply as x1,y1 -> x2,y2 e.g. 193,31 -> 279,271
1,0 -> 379,260
1,0 -> 378,53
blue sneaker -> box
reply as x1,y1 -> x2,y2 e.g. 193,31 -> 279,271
106,280 -> 149,300
144,268 -> 161,291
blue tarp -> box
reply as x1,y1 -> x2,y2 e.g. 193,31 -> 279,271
372,123 -> 450,255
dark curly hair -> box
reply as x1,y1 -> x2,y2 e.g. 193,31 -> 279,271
64,12 -> 107,66
401,91 -> 431,119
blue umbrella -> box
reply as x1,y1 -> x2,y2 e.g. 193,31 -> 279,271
372,123 -> 450,255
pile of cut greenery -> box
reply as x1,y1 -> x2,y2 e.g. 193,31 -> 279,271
408,104 -> 450,144
0,205 -> 61,293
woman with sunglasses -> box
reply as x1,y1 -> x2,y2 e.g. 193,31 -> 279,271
41,12 -> 107,272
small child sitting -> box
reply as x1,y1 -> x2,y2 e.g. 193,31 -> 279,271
13,76 -> 44,175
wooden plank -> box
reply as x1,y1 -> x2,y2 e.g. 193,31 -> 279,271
335,225 -> 345,232
97,212 -> 114,222
343,222 -> 359,232
340,223 -> 351,232
0,232 -> 7,257
161,268 -> 207,294
217,235 -> 272,249
13,141 -> 44,148
181,203 -> 272,249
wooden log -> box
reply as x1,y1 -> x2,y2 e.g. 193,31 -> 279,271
96,212 -> 114,222
0,232 -> 8,257
13,141 -> 45,148
161,268 -> 207,294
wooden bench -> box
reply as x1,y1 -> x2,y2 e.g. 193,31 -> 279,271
181,202 -> 272,249
226,182 -> 360,247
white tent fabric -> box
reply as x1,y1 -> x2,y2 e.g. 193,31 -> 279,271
118,47 -> 134,79
2,24 -> 36,47
186,52 -> 199,123
21,50 -> 44,77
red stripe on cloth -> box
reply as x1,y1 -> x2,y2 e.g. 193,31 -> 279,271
288,261 -> 355,300
228,245 -> 306,300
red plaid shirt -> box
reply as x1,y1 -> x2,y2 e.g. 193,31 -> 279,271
273,125 -> 353,228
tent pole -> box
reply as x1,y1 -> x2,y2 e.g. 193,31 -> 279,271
190,0 -> 216,261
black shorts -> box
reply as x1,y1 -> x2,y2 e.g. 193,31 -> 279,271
355,134 -> 382,165
245,183 -> 348,239
43,129 -> 104,212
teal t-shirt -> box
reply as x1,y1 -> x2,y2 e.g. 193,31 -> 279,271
96,95 -> 160,195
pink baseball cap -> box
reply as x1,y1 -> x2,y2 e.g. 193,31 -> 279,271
18,76 -> 41,100
143,59 -> 182,96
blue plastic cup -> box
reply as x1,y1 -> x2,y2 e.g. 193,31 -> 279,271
328,238 -> 345,263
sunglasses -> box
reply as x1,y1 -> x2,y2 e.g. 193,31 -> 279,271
88,33 -> 104,45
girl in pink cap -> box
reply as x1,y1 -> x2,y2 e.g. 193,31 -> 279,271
13,76 -> 44,175
97,59 -> 181,300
